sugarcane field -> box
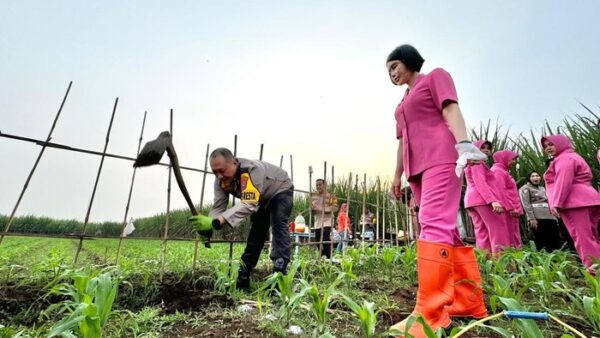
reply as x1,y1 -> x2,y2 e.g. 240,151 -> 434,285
1,2 -> 600,338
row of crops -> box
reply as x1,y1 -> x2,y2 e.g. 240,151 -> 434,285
1,235 -> 599,337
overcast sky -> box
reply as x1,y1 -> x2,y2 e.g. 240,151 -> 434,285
1,1 -> 599,222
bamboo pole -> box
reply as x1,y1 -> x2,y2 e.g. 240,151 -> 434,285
289,155 -> 294,183
192,143 -> 210,273
159,109 -> 174,281
279,155 -> 283,168
308,166 -> 313,228
318,161 -> 327,259
73,98 -> 119,265
361,173 -> 366,244
382,184 -> 387,246
0,132 -> 211,174
232,134 -> 237,206
403,177 -> 411,247
329,165 -> 335,258
259,143 -> 264,160
115,111 -> 147,265
343,172 -> 352,256
393,195 -> 400,246
376,177 -> 381,246
0,82 -> 72,246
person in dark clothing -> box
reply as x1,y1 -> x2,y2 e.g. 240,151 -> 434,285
189,148 -> 294,289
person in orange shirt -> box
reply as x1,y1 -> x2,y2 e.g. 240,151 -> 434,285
336,203 -> 351,253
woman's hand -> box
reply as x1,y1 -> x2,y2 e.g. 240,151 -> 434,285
392,174 -> 402,199
509,210 -> 520,218
550,207 -> 561,219
528,219 -> 538,230
491,202 -> 504,213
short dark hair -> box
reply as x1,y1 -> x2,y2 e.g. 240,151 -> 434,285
210,147 -> 235,161
386,44 -> 425,72
316,178 -> 325,184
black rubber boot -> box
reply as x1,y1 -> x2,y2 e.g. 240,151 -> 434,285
273,258 -> 288,275
236,266 -> 250,290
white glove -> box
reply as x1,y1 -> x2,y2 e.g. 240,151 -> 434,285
455,142 -> 487,177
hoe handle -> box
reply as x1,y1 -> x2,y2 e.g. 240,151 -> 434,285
504,311 -> 549,321
166,145 -> 198,216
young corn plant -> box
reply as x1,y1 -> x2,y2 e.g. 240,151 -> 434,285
303,282 -> 337,336
579,270 -> 600,332
341,294 -> 380,338
380,247 -> 398,282
44,268 -> 120,338
213,260 -> 239,294
260,259 -> 307,326
398,243 -> 417,285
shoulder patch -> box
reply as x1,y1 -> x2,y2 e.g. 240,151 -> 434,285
240,173 -> 260,203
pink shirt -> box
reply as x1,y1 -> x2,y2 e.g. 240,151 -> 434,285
464,162 -> 502,208
464,140 -> 500,208
395,68 -> 458,179
491,150 -> 523,213
543,134 -> 600,209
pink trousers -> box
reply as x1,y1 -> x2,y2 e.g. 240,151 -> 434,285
468,206 -> 510,253
409,164 -> 463,246
560,206 -> 600,270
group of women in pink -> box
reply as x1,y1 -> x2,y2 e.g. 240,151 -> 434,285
465,143 -> 524,253
465,136 -> 600,274
385,44 -> 600,338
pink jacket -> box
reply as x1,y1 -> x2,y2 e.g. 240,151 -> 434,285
394,68 -> 459,178
542,134 -> 600,209
464,140 -> 502,208
491,150 -> 523,213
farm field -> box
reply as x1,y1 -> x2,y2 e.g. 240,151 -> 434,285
1,236 -> 598,337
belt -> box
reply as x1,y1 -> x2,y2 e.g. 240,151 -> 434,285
531,203 -> 548,208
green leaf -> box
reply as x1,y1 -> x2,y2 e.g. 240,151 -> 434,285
497,297 -> 543,338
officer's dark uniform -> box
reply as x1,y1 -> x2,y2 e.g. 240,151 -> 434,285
209,158 -> 294,284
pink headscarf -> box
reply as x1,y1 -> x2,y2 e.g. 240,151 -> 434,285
541,134 -> 574,156
492,150 -> 518,170
473,140 -> 492,150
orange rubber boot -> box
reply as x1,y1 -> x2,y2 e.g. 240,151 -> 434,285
390,240 -> 454,338
445,246 -> 488,318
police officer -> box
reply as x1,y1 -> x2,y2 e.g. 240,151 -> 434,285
189,147 -> 294,289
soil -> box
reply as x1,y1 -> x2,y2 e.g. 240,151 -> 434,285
165,316 -> 264,338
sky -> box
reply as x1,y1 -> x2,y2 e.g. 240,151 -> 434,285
1,1 -> 599,222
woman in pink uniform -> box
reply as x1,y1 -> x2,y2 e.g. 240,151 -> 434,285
464,140 -> 507,253
491,150 -> 524,249
386,45 -> 488,337
542,134 -> 600,274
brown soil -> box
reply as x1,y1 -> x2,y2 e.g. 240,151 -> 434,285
157,285 -> 234,314
0,284 -> 50,325
165,316 -> 264,338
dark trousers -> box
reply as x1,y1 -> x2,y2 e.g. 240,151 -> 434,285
313,227 -> 332,259
557,219 -> 577,252
532,219 -> 565,251
240,190 -> 293,272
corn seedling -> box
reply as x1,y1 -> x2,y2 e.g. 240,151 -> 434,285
341,294 -> 380,338
44,268 -> 120,338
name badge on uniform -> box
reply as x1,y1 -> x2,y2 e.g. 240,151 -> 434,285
240,173 -> 260,203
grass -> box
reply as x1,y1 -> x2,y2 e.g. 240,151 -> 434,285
1,236 -> 598,337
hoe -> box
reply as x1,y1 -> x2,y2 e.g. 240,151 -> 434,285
134,131 -> 211,247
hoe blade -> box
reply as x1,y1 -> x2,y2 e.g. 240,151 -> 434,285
133,131 -> 171,167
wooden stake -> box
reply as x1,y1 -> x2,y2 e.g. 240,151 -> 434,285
74,97 -> 118,265
0,82 -> 72,246
159,109 -> 174,280
116,111 -> 147,265
192,143 -> 210,273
